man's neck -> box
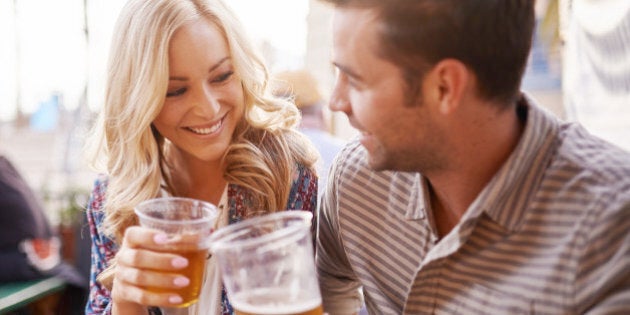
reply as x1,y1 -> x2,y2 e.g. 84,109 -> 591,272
427,101 -> 525,238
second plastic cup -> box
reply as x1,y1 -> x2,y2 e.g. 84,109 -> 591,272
209,211 -> 323,315
134,197 -> 218,307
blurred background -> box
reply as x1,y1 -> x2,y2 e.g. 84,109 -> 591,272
0,0 -> 628,286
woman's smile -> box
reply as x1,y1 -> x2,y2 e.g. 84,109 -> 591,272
184,115 -> 225,136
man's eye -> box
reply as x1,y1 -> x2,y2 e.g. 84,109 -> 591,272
346,77 -> 359,90
166,88 -> 186,97
212,71 -> 234,83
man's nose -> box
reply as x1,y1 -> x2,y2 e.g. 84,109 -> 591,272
329,82 -> 350,114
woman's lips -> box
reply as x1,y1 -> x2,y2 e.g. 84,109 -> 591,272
185,116 -> 224,135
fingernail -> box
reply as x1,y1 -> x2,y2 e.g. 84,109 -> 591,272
154,233 -> 168,244
173,277 -> 190,287
169,295 -> 183,304
171,257 -> 188,268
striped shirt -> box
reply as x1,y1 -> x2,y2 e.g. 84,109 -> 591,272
316,94 -> 630,314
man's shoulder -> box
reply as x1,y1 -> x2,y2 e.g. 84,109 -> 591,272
333,140 -> 372,178
552,123 -> 630,198
335,139 -> 365,164
557,123 -> 630,172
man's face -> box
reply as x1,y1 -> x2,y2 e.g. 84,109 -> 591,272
329,7 -> 446,172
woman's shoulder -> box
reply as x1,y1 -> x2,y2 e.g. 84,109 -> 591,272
85,175 -> 113,244
293,162 -> 316,185
87,174 -> 109,214
287,162 -> 317,212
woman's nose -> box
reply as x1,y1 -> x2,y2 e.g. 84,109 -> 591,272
192,85 -> 221,116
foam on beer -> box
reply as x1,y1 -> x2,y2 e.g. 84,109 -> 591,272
231,292 -> 322,315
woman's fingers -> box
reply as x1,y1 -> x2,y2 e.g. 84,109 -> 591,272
111,275 -> 185,307
116,245 -> 189,271
116,263 -> 190,289
112,226 -> 193,307
112,225 -> 208,308
122,226 -> 167,249
112,246 -> 192,308
123,225 -> 205,250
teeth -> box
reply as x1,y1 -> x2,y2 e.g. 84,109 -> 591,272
188,120 -> 222,135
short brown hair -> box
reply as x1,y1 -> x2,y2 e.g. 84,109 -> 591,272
322,0 -> 535,106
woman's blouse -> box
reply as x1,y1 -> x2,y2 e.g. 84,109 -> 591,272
85,164 -> 317,314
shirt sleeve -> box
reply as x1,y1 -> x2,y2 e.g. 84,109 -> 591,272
85,177 -> 116,315
577,195 -> 630,314
316,148 -> 363,314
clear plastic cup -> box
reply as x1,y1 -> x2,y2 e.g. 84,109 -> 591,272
134,197 -> 218,307
209,211 -> 323,315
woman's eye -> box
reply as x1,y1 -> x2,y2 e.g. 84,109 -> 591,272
212,71 -> 234,83
166,87 -> 186,97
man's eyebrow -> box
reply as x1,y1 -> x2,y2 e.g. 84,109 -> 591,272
333,62 -> 363,81
169,57 -> 231,81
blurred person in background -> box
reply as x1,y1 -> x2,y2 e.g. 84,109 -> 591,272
316,0 -> 630,314
562,0 -> 630,151
0,155 -> 86,313
273,70 -> 346,195
84,0 -> 318,314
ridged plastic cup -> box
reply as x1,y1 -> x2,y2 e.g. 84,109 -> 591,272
134,197 -> 218,307
209,211 -> 323,315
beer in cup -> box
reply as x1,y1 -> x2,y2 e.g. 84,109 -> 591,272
209,211 -> 323,315
134,197 -> 218,307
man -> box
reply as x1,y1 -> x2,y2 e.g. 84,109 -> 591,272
315,0 -> 630,314
273,69 -> 346,195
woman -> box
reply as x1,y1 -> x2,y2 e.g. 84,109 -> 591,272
85,0 -> 318,314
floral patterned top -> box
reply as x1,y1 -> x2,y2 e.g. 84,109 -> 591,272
85,164 -> 317,315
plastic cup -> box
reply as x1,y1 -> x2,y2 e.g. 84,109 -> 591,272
134,197 -> 218,307
209,211 -> 323,315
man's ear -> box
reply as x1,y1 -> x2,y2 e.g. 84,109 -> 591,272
425,59 -> 470,115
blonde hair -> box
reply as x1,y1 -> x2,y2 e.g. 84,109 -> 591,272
87,0 -> 317,286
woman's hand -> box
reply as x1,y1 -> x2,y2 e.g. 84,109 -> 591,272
110,226 -> 191,313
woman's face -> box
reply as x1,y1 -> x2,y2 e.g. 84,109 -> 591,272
153,18 -> 245,165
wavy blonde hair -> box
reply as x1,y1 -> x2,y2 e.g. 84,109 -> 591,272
87,0 -> 317,285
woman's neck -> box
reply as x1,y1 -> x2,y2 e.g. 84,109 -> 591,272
166,147 -> 227,205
